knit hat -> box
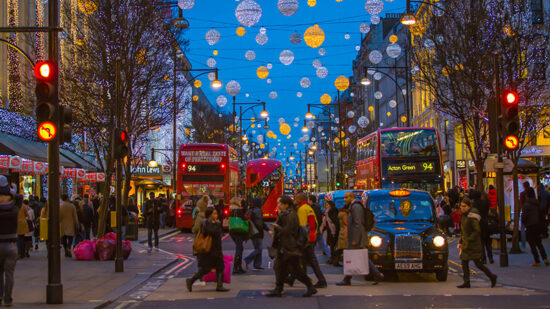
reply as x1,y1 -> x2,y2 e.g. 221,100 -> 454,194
461,197 -> 472,207
0,175 -> 12,197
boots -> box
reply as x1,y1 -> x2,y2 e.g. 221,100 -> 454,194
232,255 -> 246,275
216,271 -> 229,292
303,282 -> 317,297
265,287 -> 283,297
457,282 -> 471,288
186,273 -> 202,292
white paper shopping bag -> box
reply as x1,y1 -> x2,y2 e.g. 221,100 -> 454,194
343,249 -> 370,276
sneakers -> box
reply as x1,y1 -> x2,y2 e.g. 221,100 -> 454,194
336,280 -> 351,286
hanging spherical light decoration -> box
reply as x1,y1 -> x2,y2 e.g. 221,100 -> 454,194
348,125 -> 357,134
344,33 -> 351,40
347,111 -> 355,118
280,123 -> 291,135
386,43 -> 402,58
245,50 -> 256,61
208,72 -> 215,81
236,26 -> 246,36
278,118 -> 286,124
290,32 -> 302,44
389,34 -> 398,43
226,80 -> 241,96
389,100 -> 397,108
316,66 -> 328,79
365,0 -> 384,15
312,59 -> 322,68
303,24 -> 325,48
297,92 -> 303,98
368,50 -> 383,64
424,39 -> 435,50
307,0 -> 316,7
370,15 -> 380,24
216,95 -> 228,107
318,48 -> 326,56
266,78 -> 272,84
235,0 -> 262,27
277,0 -> 299,16
373,72 -> 383,80
368,106 -> 374,112
386,111 -> 392,117
192,95 -> 199,102
320,93 -> 332,105
256,66 -> 269,79
359,23 -> 370,34
206,57 -> 216,68
194,80 -> 202,88
205,29 -> 221,45
267,63 -> 273,69
269,91 -> 278,99
279,49 -> 295,65
358,116 -> 369,128
243,144 -> 250,152
256,32 -> 268,45
178,0 -> 194,10
300,77 -> 311,88
334,75 -> 350,91
401,116 -> 407,123
374,91 -> 383,100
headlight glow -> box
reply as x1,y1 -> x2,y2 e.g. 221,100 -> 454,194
370,235 -> 383,247
433,235 -> 445,247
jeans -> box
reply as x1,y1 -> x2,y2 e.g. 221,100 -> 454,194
343,260 -> 381,282
148,227 -> 159,248
160,213 -> 166,229
316,232 -> 330,256
0,242 -> 17,304
303,243 -> 327,284
16,236 -> 25,258
62,236 -> 74,251
526,226 -> 548,263
83,225 -> 91,240
230,234 -> 245,258
461,259 -> 494,283
274,255 -> 312,290
244,237 -> 263,268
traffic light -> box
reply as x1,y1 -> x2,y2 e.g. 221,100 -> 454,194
500,90 -> 520,150
35,61 -> 58,142
59,105 -> 72,144
113,128 -> 129,159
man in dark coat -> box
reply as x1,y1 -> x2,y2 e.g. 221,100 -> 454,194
244,198 -> 270,270
0,176 -> 18,306
144,192 -> 161,252
537,183 -> 550,238
521,188 -> 549,266
457,197 -> 497,288
471,190 -> 493,264
309,195 -> 330,257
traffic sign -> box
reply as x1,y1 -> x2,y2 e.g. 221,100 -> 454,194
504,135 -> 519,150
37,121 -> 57,141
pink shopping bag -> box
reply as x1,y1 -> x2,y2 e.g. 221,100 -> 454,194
203,255 -> 233,284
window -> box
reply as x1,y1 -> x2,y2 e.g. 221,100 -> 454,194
532,0 -> 544,24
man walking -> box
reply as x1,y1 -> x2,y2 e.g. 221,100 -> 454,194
0,176 -> 18,306
295,193 -> 327,288
309,195 -> 330,257
337,192 -> 384,286
144,192 -> 161,252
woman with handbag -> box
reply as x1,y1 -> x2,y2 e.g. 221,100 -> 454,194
187,208 -> 229,292
228,197 -> 248,274
322,201 -> 340,266
334,205 -> 348,267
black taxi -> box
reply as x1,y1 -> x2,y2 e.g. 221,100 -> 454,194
362,189 -> 448,281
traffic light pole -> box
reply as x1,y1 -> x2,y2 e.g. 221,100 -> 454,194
115,58 -> 124,273
46,0 -> 62,304
494,54 -> 508,267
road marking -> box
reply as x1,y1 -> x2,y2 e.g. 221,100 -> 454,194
113,300 -> 138,309
164,261 -> 187,275
443,294 -> 452,297
159,230 -> 180,241
448,260 -> 476,274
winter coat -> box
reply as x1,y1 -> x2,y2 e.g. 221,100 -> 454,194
0,199 -> 18,243
144,199 -> 161,229
248,206 -> 269,239
192,198 -> 208,235
17,203 -> 30,235
297,202 -> 317,242
310,202 -> 323,233
521,198 -> 542,228
272,208 -> 301,259
347,200 -> 367,249
337,209 -> 348,250
459,208 -> 482,261
197,219 -> 224,270
59,201 -> 79,237
323,207 -> 339,247
488,189 -> 497,209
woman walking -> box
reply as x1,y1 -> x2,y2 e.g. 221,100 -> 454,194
59,194 -> 79,258
522,189 -> 549,266
192,196 -> 209,236
244,198 -> 270,270
228,197 -> 247,274
186,208 -> 229,292
16,196 -> 30,259
333,205 -> 348,267
322,201 -> 340,266
457,197 -> 497,288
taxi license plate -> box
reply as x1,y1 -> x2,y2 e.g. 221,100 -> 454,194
395,263 -> 422,270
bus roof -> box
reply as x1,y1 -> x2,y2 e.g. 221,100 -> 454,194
358,127 -> 437,143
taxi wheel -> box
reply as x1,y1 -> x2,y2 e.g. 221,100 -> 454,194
435,268 -> 448,282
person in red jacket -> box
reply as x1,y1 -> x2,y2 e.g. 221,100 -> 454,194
488,185 -> 497,209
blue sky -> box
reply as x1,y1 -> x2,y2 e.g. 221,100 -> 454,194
180,0 -> 406,158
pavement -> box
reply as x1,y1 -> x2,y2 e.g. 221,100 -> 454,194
11,227 -> 180,308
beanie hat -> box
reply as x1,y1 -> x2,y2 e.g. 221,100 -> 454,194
461,197 -> 472,207
0,175 -> 12,197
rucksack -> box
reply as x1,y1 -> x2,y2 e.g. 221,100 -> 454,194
296,225 -> 310,249
364,204 -> 375,232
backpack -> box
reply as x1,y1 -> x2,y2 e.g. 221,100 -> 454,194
364,204 -> 375,232
296,225 -> 310,249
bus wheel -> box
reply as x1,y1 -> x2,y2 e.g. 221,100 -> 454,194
435,268 -> 448,282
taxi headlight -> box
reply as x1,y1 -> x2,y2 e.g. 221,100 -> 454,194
433,235 -> 445,247
370,235 -> 383,247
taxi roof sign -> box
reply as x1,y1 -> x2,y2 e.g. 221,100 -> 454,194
389,189 -> 411,197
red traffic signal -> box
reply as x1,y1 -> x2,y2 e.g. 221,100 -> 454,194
34,61 -> 56,80
114,128 -> 129,159
504,91 -> 518,105
120,130 -> 128,142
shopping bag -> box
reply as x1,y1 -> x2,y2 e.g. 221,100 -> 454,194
203,255 -> 233,284
122,240 -> 132,260
192,232 -> 212,254
74,240 -> 95,261
229,217 -> 249,233
96,239 -> 116,261
343,249 -> 369,276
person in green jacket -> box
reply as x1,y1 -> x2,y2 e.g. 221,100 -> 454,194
457,197 -> 497,288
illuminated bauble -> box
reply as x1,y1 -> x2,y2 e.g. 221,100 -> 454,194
423,39 -> 435,50
386,112 -> 391,117
277,0 -> 299,16
368,106 -> 374,112
78,0 -> 98,14
303,24 -> 325,48
370,15 -> 380,24
386,43 -> 402,58
369,50 -> 383,64
389,100 -> 397,108
344,33 -> 350,40
235,0 -> 262,27
245,50 -> 256,61
293,123 -> 298,127
374,72 -> 383,80
192,95 -> 199,102
347,111 -> 355,118
290,32 -> 302,44
348,125 -> 357,134
320,93 -> 332,105
178,0 -> 194,10
342,139 -> 349,147
365,0 -> 383,15
256,32 -> 268,45
359,23 -> 370,34
280,123 -> 291,135
334,75 -> 350,91
374,91 -> 383,99
297,92 -> 303,98
236,26 -> 246,36
316,66 -> 328,79
259,26 -> 267,34
245,93 -> 250,97
358,116 -> 369,128
207,57 -> 216,68
267,63 -> 273,69
300,77 -> 311,88
216,95 -> 228,107
194,80 -> 202,88
389,34 -> 398,43
260,144 -> 265,149
334,137 -> 340,143
208,72 -> 215,81
355,45 -> 361,51
401,116 -> 407,123
256,66 -> 269,79
184,128 -> 191,135
243,144 -> 250,152
278,118 -> 285,124
226,80 -> 241,96
307,0 -> 316,7
279,49 -> 295,65
312,59 -> 322,68
318,48 -> 326,56
267,130 -> 274,137
205,29 -> 221,45
269,91 -> 278,99
432,2 -> 445,17
257,134 -> 264,143
266,78 -> 272,84
213,50 -> 219,56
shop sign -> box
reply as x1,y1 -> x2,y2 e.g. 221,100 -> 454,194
9,156 -> 22,169
162,165 -> 171,173
180,150 -> 225,163
0,156 -> 9,169
521,146 -> 544,156
34,162 -> 46,174
131,164 -> 161,176
61,168 -> 86,179
79,172 -> 106,182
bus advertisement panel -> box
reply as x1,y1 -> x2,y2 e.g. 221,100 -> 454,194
246,159 -> 284,219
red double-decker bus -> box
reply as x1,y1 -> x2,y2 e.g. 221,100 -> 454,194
356,127 -> 444,196
175,143 -> 239,230
246,159 -> 284,219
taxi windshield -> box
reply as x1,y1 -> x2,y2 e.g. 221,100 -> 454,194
367,196 -> 434,222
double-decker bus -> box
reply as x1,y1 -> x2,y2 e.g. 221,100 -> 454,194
356,127 -> 444,196
246,159 -> 284,219
175,143 -> 239,230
